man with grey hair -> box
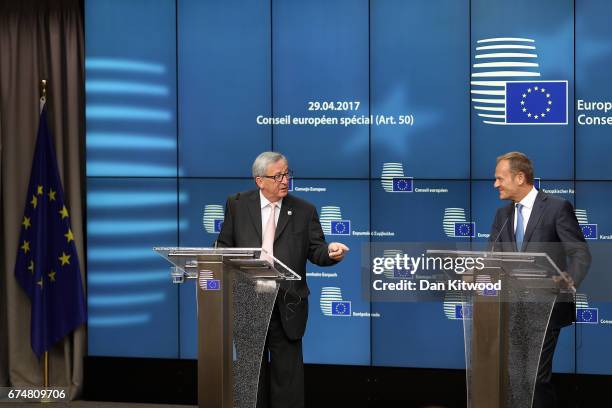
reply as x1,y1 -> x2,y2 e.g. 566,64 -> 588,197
217,151 -> 348,408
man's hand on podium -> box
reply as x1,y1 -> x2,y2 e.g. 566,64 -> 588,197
553,271 -> 576,292
328,242 -> 349,261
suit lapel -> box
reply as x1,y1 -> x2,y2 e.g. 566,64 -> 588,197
275,195 -> 292,241
521,191 -> 546,251
247,191 -> 263,245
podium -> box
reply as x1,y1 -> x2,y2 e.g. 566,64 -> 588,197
154,247 -> 300,408
427,250 -> 571,408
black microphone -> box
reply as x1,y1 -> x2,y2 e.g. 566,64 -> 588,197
490,215 -> 510,252
487,215 -> 510,288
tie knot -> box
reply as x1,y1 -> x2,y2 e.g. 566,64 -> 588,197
516,203 -> 523,211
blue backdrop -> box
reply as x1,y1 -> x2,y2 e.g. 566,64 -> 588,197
85,0 -> 612,375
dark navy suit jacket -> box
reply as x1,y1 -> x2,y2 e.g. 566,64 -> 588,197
217,189 -> 336,340
489,191 -> 591,328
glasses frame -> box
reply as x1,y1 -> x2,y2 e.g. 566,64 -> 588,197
259,170 -> 294,183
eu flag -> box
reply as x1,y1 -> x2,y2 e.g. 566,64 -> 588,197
14,105 -> 87,358
392,177 -> 413,192
214,219 -> 224,233
331,301 -> 351,316
506,81 -> 568,124
205,279 -> 221,291
581,224 -> 598,240
330,220 -> 351,235
393,267 -> 413,279
454,222 -> 475,237
455,304 -> 472,319
533,178 -> 541,190
576,308 -> 598,324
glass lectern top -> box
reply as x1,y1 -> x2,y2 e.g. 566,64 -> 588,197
153,247 -> 301,281
426,249 -> 563,279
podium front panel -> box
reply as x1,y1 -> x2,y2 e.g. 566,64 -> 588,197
464,278 -> 557,408
232,271 -> 279,408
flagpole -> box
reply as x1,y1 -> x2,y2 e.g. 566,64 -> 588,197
44,352 -> 49,387
40,79 -> 50,391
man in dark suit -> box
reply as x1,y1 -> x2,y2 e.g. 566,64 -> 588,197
489,151 -> 591,408
217,151 -> 349,408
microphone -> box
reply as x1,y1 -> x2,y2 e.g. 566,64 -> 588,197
490,215 -> 510,252
487,215 -> 510,284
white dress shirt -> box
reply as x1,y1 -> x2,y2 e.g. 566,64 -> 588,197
260,190 -> 282,239
514,186 -> 538,235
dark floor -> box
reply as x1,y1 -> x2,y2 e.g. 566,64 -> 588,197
0,402 -> 195,407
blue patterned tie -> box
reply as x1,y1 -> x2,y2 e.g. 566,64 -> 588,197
515,203 -> 524,251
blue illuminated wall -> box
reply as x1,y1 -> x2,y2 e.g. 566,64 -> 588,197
86,0 -> 612,375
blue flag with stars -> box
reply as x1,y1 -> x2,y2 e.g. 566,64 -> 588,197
506,81 -> 568,124
14,104 -> 87,358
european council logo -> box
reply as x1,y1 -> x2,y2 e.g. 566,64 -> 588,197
575,209 -> 598,240
320,206 -> 351,235
320,287 -> 351,317
476,274 -> 497,297
199,270 -> 220,291
443,292 -> 470,320
203,204 -> 225,234
381,162 -> 413,193
471,37 -> 567,126
575,293 -> 598,324
443,208 -> 475,238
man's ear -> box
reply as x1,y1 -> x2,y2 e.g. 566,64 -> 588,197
255,177 -> 263,189
516,172 -> 526,185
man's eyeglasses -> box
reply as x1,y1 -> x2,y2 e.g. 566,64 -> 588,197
260,170 -> 293,183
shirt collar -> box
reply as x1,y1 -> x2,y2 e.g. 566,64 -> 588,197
259,190 -> 283,209
518,186 -> 538,210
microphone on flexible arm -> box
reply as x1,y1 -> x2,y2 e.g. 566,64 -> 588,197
490,215 -> 510,253
487,214 -> 511,286
490,215 -> 510,280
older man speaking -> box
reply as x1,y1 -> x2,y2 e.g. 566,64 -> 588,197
217,151 -> 349,408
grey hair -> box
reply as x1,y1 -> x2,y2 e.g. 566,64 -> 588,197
252,151 -> 287,178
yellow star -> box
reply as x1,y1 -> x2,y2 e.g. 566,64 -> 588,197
59,252 -> 71,266
21,240 -> 30,254
48,189 -> 56,201
37,185 -> 43,195
37,278 -> 43,288
31,195 -> 38,209
64,229 -> 74,243
28,260 -> 35,274
22,216 -> 32,230
48,271 -> 57,282
59,205 -> 69,219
